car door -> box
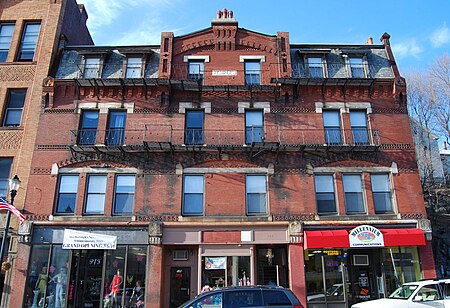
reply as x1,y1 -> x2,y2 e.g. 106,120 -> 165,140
409,284 -> 444,308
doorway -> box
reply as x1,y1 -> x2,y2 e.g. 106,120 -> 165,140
170,267 -> 191,308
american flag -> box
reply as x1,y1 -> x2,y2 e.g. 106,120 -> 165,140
0,197 -> 25,224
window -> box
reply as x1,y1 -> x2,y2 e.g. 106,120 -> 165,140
182,175 -> 204,216
184,110 -> 204,145
350,110 -> 369,145
349,57 -> 365,78
0,158 -> 13,198
416,285 -> 442,301
246,175 -> 267,215
0,23 -> 15,62
307,57 -> 324,78
245,110 -> 264,144
106,110 -> 126,145
225,290 -> 263,306
78,110 -> 99,145
343,174 -> 365,213
323,110 -> 342,145
371,174 -> 393,213
125,57 -> 142,78
84,175 -> 107,214
314,175 -> 337,214
188,60 -> 204,81
83,57 -> 100,78
55,175 -> 79,214
113,175 -> 135,214
244,60 -> 261,85
17,22 -> 40,61
2,89 -> 26,127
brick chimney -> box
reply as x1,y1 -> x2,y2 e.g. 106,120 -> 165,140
212,8 -> 238,51
365,37 -> 373,45
380,32 -> 391,46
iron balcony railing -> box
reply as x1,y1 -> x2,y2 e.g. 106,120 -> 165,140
70,126 -> 381,148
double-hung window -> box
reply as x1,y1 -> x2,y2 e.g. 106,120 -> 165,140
246,175 -> 267,215
188,60 -> 204,81
125,57 -> 142,78
0,158 -> 13,198
184,110 -> 204,145
323,110 -> 342,145
245,110 -> 264,144
182,175 -> 204,216
307,57 -> 323,78
106,110 -> 126,145
2,89 -> 26,127
84,175 -> 107,214
314,175 -> 337,214
55,175 -> 79,214
17,22 -> 40,61
349,57 -> 365,78
0,23 -> 15,62
83,57 -> 100,78
113,175 -> 135,214
350,110 -> 369,145
78,110 -> 99,145
371,174 -> 393,213
343,174 -> 365,213
244,60 -> 261,85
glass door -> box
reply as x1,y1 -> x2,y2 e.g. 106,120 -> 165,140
170,267 -> 191,308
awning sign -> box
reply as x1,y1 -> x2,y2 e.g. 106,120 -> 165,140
205,257 -> 226,270
349,225 -> 384,247
62,229 -> 117,250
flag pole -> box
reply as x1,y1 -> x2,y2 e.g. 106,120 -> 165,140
0,175 -> 20,268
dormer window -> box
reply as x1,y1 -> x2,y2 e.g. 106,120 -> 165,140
125,57 -> 142,78
83,57 -> 100,78
349,57 -> 366,78
307,57 -> 324,78
244,60 -> 261,85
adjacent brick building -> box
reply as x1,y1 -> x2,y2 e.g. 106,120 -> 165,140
0,0 -> 92,306
12,8 -> 434,308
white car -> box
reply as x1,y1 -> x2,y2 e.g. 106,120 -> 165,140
351,279 -> 450,308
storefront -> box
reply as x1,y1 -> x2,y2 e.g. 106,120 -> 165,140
22,227 -> 149,308
304,224 -> 427,308
162,224 -> 291,308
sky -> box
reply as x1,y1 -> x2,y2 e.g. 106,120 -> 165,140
76,0 -> 450,73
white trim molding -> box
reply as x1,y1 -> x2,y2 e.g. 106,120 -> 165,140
238,102 -> 270,114
179,102 -> 211,114
314,166 -> 391,173
183,167 -> 269,174
239,55 -> 266,63
76,101 -> 134,114
183,55 -> 210,62
315,102 -> 372,114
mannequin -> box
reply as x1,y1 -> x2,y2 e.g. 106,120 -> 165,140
35,267 -> 48,299
51,267 -> 67,308
110,269 -> 123,307
130,280 -> 144,308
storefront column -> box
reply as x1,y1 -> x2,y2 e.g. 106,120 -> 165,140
289,244 -> 306,305
147,244 -> 163,307
5,241 -> 30,308
420,240 -> 436,279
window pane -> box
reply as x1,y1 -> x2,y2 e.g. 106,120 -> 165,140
45,246 -> 70,308
82,111 -> 99,128
18,23 -> 40,61
308,57 -> 323,78
56,194 -> 76,213
245,111 -> 263,126
88,175 -> 107,193
184,175 -> 204,193
350,58 -> 365,77
114,175 -> 135,214
106,111 -> 126,145
188,61 -> 204,80
246,175 -> 266,193
186,111 -> 204,129
314,175 -> 334,193
116,175 -> 135,193
114,194 -> 134,214
345,193 -> 364,212
225,290 -> 263,306
323,111 -> 340,127
3,110 -> 22,126
343,175 -> 362,192
263,290 -> 292,306
245,60 -> 260,85
59,175 -> 79,193
79,111 -> 99,145
316,193 -> 336,213
0,24 -> 15,62
183,194 -> 204,214
105,247 -> 126,305
371,174 -> 389,191
350,111 -> 367,127
84,58 -> 100,78
0,158 -> 13,197
85,194 -> 106,213
247,193 -> 267,214
125,246 -> 147,308
373,193 -> 392,212
23,245 -> 51,308
126,57 -> 142,78
3,90 -> 26,127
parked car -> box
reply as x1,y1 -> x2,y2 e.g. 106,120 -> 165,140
351,279 -> 450,308
178,285 -> 304,308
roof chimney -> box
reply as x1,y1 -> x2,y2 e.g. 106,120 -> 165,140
212,8 -> 237,25
380,32 -> 391,46
365,37 -> 373,45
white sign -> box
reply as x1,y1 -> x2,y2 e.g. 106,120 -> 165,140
205,257 -> 226,269
212,70 -> 237,76
62,229 -> 117,250
349,225 -> 384,247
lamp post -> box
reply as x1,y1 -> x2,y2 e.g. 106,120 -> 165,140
0,175 -> 21,266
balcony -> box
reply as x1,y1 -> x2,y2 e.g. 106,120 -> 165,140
69,126 -> 381,155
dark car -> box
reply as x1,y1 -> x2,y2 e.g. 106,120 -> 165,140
178,285 -> 304,308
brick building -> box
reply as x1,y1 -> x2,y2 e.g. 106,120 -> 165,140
0,0 -> 92,306
13,9 -> 434,308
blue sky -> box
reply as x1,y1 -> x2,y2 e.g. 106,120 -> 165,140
77,0 -> 450,73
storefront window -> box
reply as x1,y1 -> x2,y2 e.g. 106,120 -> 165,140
125,246 -> 147,308
45,246 -> 70,308
105,247 -> 126,307
256,247 -> 288,287
201,256 -> 250,289
23,245 -> 51,308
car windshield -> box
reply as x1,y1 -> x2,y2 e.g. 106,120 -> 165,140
388,284 -> 419,300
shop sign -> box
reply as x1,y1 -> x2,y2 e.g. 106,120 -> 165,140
204,257 -> 226,270
62,229 -> 117,250
349,225 -> 384,247
212,70 -> 237,76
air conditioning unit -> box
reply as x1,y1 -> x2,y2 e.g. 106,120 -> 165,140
173,250 -> 189,261
353,255 -> 369,266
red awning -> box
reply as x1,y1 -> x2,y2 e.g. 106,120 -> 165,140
304,228 -> 426,250
304,230 -> 349,250
381,228 -> 426,247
